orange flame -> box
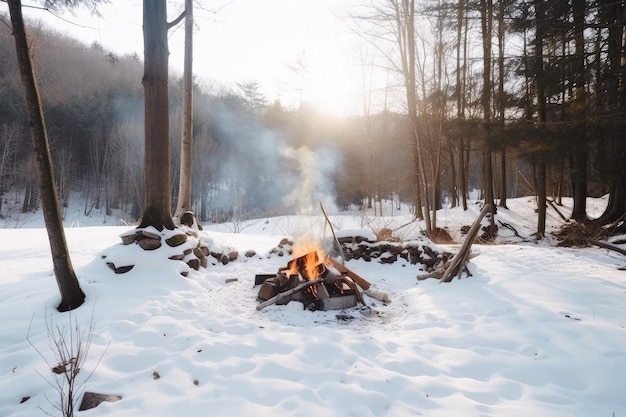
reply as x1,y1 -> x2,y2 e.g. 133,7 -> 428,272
290,238 -> 327,281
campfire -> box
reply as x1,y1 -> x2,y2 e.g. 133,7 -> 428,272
256,240 -> 388,311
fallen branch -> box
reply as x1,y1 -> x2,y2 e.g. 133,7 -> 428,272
363,288 -> 391,303
256,278 -> 322,311
497,219 -> 527,241
417,260 -> 449,280
440,204 -> 491,283
587,239 -> 626,256
548,199 -> 569,223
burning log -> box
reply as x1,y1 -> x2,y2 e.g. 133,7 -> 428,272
327,257 -> 371,290
257,272 -> 299,301
256,277 -> 323,311
327,257 -> 390,303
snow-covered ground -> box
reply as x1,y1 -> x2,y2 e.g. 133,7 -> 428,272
1,197 -> 625,417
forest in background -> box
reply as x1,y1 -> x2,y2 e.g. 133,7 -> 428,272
0,15 -> 420,224
0,0 -> 624,229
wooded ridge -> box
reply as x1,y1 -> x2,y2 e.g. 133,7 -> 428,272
1,1 -> 624,234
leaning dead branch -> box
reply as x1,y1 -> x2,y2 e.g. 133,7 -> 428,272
547,199 -> 569,223
320,203 -> 345,263
439,204 -> 491,283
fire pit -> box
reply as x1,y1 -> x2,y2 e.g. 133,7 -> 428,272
256,248 -> 365,311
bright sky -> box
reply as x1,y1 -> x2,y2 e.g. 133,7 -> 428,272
15,0 -> 371,116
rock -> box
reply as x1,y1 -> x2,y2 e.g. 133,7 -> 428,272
193,247 -> 204,258
198,245 -> 209,257
380,254 -> 397,264
179,211 -> 196,227
78,392 -> 122,411
138,229 -> 161,240
165,233 -> 187,247
277,237 -> 291,247
106,262 -> 134,274
120,233 -> 138,245
187,258 -> 200,271
138,237 -> 161,250
228,250 -> 238,261
245,250 -> 256,258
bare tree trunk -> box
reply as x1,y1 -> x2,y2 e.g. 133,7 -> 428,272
497,0 -> 507,209
451,0 -> 466,209
139,0 -> 176,231
405,0 -> 425,225
597,3 -> 626,226
480,0 -> 495,223
392,0 -> 427,226
534,0 -> 547,239
0,124 -> 19,216
8,0 -> 85,311
461,136 -> 469,210
175,0 -> 194,222
570,0 -> 588,222
460,0 -> 469,211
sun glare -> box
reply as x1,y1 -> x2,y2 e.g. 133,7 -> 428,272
303,60 -> 362,117
20,0 -> 366,117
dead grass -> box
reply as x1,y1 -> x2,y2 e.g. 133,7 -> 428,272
429,227 -> 454,244
554,222 -> 606,247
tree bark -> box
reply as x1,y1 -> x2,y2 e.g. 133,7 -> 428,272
398,0 -> 427,227
175,0 -> 194,221
479,0 -> 495,223
497,0 -> 507,209
139,0 -> 175,231
8,0 -> 85,312
597,3 -> 626,226
570,0 -> 588,222
534,0 -> 547,239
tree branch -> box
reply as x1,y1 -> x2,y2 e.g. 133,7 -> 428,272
167,10 -> 186,30
440,204 -> 491,283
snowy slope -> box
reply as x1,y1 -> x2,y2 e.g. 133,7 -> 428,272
1,197 -> 625,417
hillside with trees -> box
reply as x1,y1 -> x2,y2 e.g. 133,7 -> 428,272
1,0 -> 624,239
